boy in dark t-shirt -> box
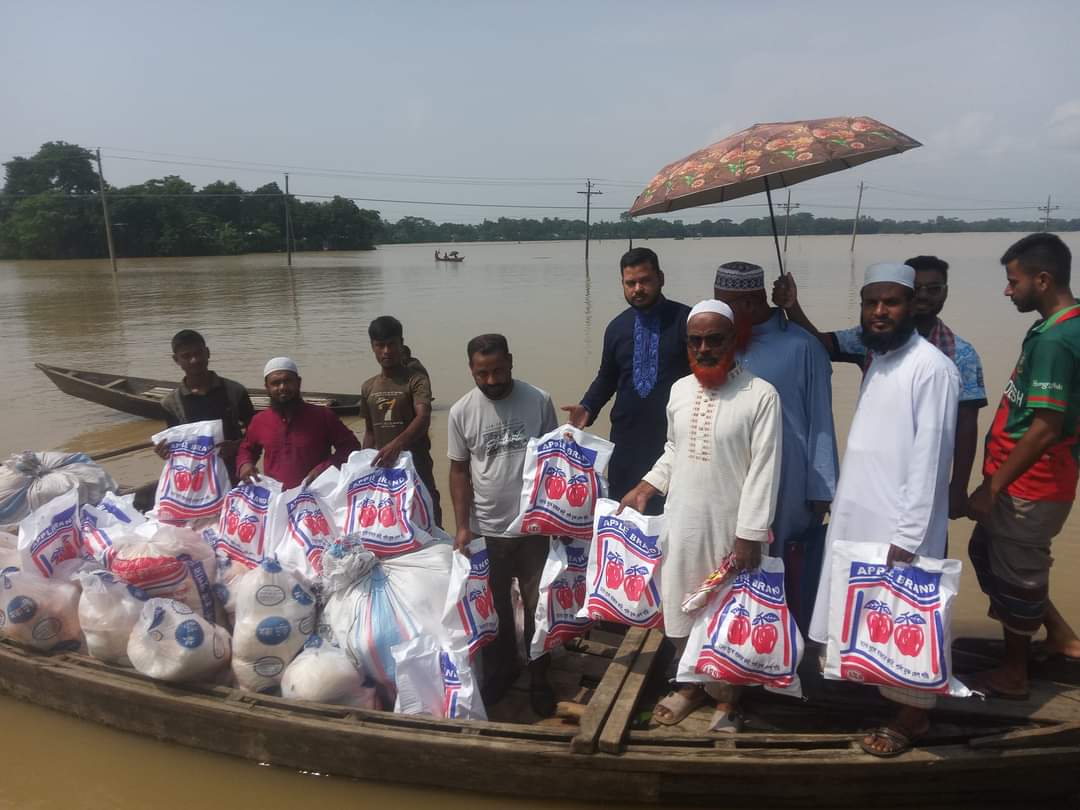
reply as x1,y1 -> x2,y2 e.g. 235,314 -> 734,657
360,316 -> 442,526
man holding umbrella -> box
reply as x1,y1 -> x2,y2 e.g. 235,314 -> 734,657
563,247 -> 690,513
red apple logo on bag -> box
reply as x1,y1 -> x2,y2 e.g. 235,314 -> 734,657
566,474 -> 589,508
317,515 -> 331,535
726,605 -> 752,645
555,581 -> 574,610
173,469 -> 192,491
543,467 -> 567,500
225,509 -> 240,534
378,498 -> 396,528
238,519 -> 257,543
751,612 -> 780,654
470,588 -> 491,620
573,575 -> 586,607
894,613 -> 926,657
623,565 -> 648,602
359,500 -> 377,528
864,600 -> 894,644
604,550 -> 624,589
303,514 -> 318,534
191,467 -> 205,491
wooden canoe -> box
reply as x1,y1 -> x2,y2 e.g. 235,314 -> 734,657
35,363 -> 363,419
1,630 -> 1079,806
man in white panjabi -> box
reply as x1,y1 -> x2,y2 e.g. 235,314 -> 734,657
620,299 -> 782,731
809,262 -> 959,757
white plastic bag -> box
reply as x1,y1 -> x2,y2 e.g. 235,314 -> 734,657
392,634 -> 486,721
530,538 -> 592,660
17,488 -> 86,578
107,524 -> 217,621
267,485 -> 338,589
677,557 -> 803,698
0,451 -> 116,526
150,420 -> 230,523
215,478 -> 282,567
822,540 -> 970,697
0,566 -> 84,653
231,558 -> 317,692
80,492 -> 147,566
443,538 -> 498,658
0,532 -> 17,571
581,499 -> 664,629
508,425 -> 613,540
127,598 -> 231,683
77,569 -> 150,665
281,635 -> 380,709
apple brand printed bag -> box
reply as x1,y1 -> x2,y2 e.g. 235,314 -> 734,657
150,420 -> 230,523
530,537 -> 592,660
508,425 -> 613,540
267,485 -> 338,590
81,492 -> 147,566
215,478 -> 283,568
677,556 -> 804,698
443,538 -> 497,657
392,634 -> 486,721
823,540 -> 971,697
17,488 -> 86,579
581,499 -> 664,629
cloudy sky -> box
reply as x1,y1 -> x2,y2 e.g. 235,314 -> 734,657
4,0 -> 1079,224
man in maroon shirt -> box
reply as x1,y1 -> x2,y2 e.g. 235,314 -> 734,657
237,357 -> 361,488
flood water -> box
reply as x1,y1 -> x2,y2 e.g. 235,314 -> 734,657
1,233 -> 1078,808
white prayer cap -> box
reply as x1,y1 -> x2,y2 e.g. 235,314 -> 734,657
714,260 -> 764,292
863,262 -> 915,290
263,356 -> 299,379
688,299 -> 735,324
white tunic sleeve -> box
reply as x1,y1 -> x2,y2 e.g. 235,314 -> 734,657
893,362 -> 959,554
735,385 -> 782,543
643,396 -> 677,495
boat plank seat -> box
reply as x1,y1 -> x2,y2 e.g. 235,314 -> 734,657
598,628 -> 664,753
570,626 -> 649,754
103,378 -> 129,389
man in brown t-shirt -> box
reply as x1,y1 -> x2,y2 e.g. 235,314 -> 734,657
360,316 -> 442,525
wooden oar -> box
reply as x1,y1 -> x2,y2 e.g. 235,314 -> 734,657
89,440 -> 155,462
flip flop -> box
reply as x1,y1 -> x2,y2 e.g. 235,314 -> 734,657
653,688 -> 708,726
967,672 -> 1030,701
859,726 -> 913,758
708,708 -> 744,734
1031,641 -> 1080,665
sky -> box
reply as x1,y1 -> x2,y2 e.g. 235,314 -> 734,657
3,0 -> 1080,225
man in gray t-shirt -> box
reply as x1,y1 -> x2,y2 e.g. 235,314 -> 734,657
448,333 -> 558,717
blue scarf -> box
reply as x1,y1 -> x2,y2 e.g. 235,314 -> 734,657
632,309 -> 661,398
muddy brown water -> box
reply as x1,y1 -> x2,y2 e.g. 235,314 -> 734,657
1,233 -> 1077,807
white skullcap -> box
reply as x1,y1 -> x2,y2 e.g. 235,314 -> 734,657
688,299 -> 735,323
863,262 -> 915,290
263,356 -> 299,379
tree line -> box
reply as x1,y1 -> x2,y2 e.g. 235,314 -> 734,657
2,142 -> 1077,261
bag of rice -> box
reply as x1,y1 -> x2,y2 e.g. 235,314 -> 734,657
0,565 -> 84,653
392,634 -> 486,721
281,634 -> 379,709
77,569 -> 149,665
215,478 -> 282,568
17,488 -> 87,579
530,537 -> 592,659
107,524 -> 217,621
0,451 -> 116,527
267,484 -> 338,590
150,420 -> 230,524
127,598 -> 231,683
81,492 -> 147,566
0,531 -> 17,571
443,538 -> 498,658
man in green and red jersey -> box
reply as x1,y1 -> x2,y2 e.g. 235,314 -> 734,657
968,232 -> 1080,699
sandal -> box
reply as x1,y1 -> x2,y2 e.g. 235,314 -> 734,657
653,687 -> 708,726
859,726 -> 914,758
708,707 -> 744,733
967,671 -> 1030,701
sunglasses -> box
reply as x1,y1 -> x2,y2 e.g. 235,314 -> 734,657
687,333 -> 730,349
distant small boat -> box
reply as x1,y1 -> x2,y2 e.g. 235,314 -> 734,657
35,363 -> 363,420
435,255 -> 465,262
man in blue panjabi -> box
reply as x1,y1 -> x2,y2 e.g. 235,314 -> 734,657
564,248 -> 690,515
714,261 -> 839,628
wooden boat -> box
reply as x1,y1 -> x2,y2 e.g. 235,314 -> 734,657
2,629 -> 1078,805
35,363 -> 363,419
434,254 -> 465,262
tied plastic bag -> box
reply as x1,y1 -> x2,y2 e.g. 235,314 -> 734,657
530,538 -> 592,660
0,532 -> 17,571
17,488 -> 86,578
281,635 -> 380,709
150,420 -> 230,523
508,425 -> 613,540
267,485 -> 338,589
677,557 -> 803,697
81,492 -> 146,566
127,598 -> 231,683
215,479 -> 282,567
77,570 -> 150,665
0,451 -> 116,526
443,539 -> 497,657
581,500 -> 664,629
392,635 -> 486,721
327,450 -> 441,558
107,524 -> 217,622
321,538 -> 452,694
231,558 -> 317,692
0,565 -> 84,652
823,540 -> 970,697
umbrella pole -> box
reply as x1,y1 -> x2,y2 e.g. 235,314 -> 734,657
763,177 -> 784,278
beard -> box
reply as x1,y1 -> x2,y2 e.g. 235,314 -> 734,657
861,317 -> 916,354
270,394 -> 301,414
688,348 -> 736,389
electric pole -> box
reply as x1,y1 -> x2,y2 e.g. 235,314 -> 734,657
781,189 -> 800,253
95,149 -> 118,273
578,179 -> 602,265
1038,195 -> 1060,231
284,173 -> 293,267
850,181 -> 865,252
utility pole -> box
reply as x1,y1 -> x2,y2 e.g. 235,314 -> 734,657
577,179 -> 602,264
283,173 -> 293,267
1038,195 -> 1060,231
95,149 -> 118,273
781,189 -> 800,253
850,181 -> 865,252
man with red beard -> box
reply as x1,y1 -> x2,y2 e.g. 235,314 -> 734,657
620,300 -> 782,730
